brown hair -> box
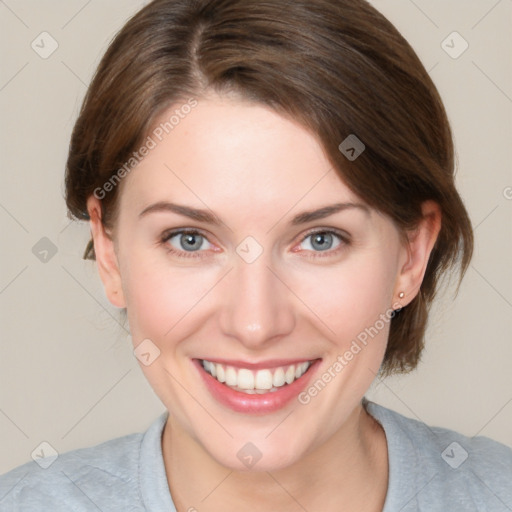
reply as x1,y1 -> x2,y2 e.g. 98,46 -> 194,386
65,0 -> 473,375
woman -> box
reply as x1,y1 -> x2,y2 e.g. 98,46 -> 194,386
1,0 -> 511,510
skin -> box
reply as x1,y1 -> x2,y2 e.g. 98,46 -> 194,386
87,92 -> 441,512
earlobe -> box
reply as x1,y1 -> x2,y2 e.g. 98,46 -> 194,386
394,201 -> 442,306
86,196 -> 126,308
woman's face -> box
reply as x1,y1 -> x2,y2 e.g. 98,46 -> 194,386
94,94 -> 411,470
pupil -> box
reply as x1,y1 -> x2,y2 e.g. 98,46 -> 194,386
181,234 -> 202,251
312,233 -> 332,251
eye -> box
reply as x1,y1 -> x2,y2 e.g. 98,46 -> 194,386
161,229 -> 214,258
296,229 -> 347,256
160,228 -> 348,260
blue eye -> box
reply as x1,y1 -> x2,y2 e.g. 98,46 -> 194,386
301,231 -> 341,252
160,228 -> 349,260
162,230 -> 213,258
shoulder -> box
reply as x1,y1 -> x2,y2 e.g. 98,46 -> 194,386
0,422 -> 155,511
365,400 -> 512,512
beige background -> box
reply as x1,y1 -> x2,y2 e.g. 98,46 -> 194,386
0,0 -> 511,474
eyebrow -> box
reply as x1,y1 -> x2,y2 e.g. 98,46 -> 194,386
138,201 -> 369,226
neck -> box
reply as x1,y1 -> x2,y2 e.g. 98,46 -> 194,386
162,402 -> 388,512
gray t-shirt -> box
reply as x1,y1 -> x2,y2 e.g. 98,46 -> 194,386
1,400 -> 511,511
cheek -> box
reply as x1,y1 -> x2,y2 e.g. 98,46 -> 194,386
120,253 -> 221,407
296,256 -> 396,344
291,257 -> 396,422
121,251 -> 218,347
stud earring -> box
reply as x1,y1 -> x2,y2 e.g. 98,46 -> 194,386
398,291 -> 405,299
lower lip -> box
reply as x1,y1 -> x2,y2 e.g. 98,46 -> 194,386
194,359 -> 321,414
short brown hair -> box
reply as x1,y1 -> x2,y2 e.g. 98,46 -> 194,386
65,0 -> 473,375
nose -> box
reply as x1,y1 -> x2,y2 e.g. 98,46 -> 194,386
218,255 -> 296,349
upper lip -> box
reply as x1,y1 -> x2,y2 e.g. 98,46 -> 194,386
197,357 -> 319,370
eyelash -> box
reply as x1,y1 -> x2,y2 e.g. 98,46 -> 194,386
159,228 -> 350,260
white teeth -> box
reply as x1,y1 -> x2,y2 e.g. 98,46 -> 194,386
255,369 -> 273,390
225,366 -> 237,386
238,369 -> 255,390
273,367 -> 285,387
201,359 -> 313,393
285,365 -> 295,384
216,364 -> 225,383
296,361 -> 310,378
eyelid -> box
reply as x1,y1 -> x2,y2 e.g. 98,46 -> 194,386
291,227 -> 350,254
295,226 -> 350,245
160,228 -> 218,259
160,227 -> 211,241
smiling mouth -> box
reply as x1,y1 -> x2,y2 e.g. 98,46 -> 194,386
199,359 -> 314,394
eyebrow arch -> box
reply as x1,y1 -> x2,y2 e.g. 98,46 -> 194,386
139,202 -> 222,225
290,202 -> 370,225
138,201 -> 369,225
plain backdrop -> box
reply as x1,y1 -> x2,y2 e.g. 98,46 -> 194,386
0,0 -> 511,474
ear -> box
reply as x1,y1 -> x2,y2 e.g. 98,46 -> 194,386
394,200 -> 441,307
86,196 -> 126,308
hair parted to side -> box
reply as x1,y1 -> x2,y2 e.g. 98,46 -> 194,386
64,0 -> 473,376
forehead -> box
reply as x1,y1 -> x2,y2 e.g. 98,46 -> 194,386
119,96 -> 364,220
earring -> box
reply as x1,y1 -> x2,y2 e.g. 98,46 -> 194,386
398,291 -> 405,299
